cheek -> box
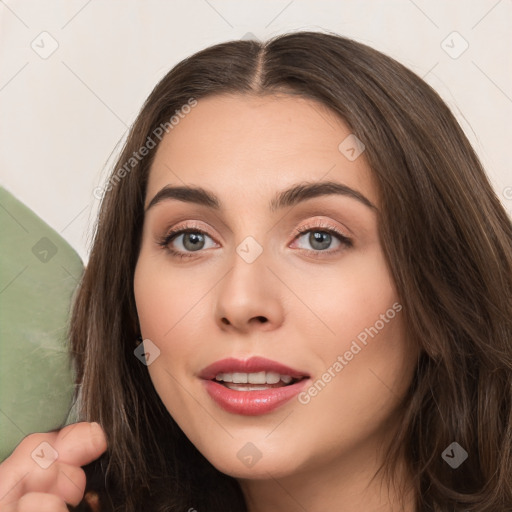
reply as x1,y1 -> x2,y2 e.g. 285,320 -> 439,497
293,245 -> 399,350
133,252 -> 211,387
133,257 -> 195,418
133,250 -> 210,341
299,266 -> 413,433
292,247 -> 413,405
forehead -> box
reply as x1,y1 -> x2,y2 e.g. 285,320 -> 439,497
145,93 -> 377,209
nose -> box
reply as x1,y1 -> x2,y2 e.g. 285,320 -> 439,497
214,245 -> 285,333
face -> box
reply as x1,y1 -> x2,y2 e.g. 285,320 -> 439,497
133,93 -> 418,481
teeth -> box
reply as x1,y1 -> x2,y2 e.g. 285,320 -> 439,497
214,371 -> 295,385
215,373 -> 233,382
266,371 -> 280,384
225,384 -> 271,391
232,372 -> 248,384
248,371 -> 265,384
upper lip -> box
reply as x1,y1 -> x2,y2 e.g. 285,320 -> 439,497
199,356 -> 309,380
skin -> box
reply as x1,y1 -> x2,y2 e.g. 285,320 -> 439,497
133,93 -> 419,512
0,422 -> 107,511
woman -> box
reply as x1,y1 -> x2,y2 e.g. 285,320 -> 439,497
0,31 -> 510,512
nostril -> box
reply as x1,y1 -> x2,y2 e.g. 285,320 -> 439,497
221,316 -> 267,325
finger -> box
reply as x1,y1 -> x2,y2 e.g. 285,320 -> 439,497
0,422 -> 106,506
21,462 -> 87,507
52,422 -> 107,468
51,462 -> 87,507
1,492 -> 68,512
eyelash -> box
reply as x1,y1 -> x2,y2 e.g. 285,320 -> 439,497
157,221 -> 353,260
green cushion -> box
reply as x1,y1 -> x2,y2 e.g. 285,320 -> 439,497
0,186 -> 83,461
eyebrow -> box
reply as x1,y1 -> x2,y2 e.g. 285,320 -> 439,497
145,180 -> 377,213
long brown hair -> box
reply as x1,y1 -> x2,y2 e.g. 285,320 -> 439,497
68,30 -> 512,511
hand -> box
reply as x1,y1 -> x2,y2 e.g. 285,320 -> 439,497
0,422 -> 107,511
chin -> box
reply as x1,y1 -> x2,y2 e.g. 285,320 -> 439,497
198,442 -> 309,481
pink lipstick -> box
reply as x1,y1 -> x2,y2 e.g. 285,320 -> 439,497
199,356 -> 310,415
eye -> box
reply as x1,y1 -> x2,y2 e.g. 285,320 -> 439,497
157,221 -> 353,260
290,222 -> 352,256
157,223 -> 217,259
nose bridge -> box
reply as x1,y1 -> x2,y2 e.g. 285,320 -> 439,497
214,232 -> 283,330
225,234 -> 271,304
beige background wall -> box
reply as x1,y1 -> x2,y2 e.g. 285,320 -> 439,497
1,0 -> 511,264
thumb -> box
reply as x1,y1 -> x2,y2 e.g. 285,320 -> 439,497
53,422 -> 108,467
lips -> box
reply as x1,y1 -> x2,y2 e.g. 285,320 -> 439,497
199,356 -> 310,415
199,356 -> 308,380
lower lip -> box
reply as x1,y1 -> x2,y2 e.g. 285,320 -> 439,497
203,379 -> 309,415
